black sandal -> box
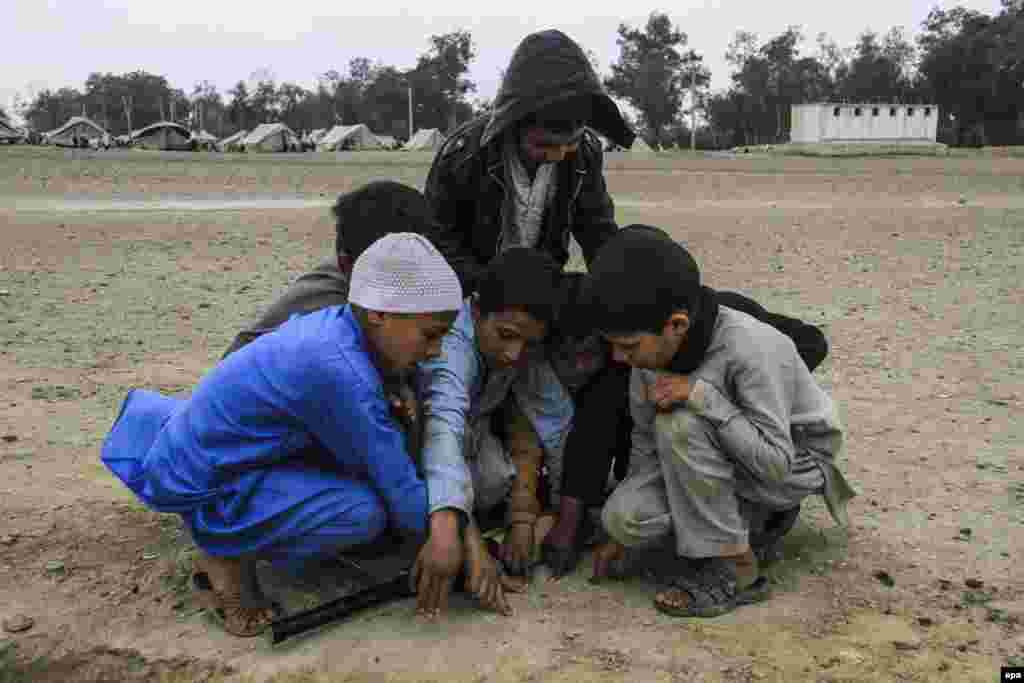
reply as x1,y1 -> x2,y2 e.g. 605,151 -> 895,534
750,505 -> 801,564
654,557 -> 770,618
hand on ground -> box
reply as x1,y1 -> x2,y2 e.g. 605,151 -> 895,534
465,524 -> 523,615
541,500 -> 583,580
591,541 -> 626,582
411,510 -> 464,620
500,522 -> 534,578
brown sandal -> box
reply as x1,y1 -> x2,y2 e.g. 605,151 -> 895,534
192,553 -> 275,637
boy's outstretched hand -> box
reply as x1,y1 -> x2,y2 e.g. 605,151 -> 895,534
591,540 -> 627,582
464,523 -> 526,615
412,509 -> 464,619
499,521 -> 534,578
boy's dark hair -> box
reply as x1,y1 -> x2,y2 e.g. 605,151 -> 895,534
520,94 -> 594,134
475,248 -> 563,328
580,225 -> 702,335
332,181 -> 438,259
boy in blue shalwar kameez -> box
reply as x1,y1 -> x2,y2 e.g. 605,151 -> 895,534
101,233 -> 463,636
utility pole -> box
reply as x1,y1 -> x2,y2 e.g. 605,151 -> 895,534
408,85 -> 414,140
690,68 -> 697,152
122,95 -> 133,137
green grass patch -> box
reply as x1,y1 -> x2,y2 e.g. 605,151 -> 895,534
0,147 -> 437,196
764,516 -> 850,591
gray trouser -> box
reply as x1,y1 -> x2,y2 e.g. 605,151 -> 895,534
468,421 -> 516,513
602,409 -> 826,558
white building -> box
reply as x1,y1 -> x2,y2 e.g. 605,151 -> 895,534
791,103 -> 939,144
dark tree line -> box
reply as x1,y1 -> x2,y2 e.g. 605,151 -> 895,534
19,31 -> 478,141
708,1 -> 1023,146
14,6 -> 1023,147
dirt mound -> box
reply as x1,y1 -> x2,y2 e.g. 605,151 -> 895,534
1,639 -> 234,683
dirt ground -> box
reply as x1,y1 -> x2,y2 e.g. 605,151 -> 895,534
1,150 -> 1022,682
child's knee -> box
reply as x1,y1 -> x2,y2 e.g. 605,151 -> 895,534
601,488 -> 660,547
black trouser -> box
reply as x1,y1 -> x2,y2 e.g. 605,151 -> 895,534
560,361 -> 633,506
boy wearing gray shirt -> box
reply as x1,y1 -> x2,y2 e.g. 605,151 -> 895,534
580,225 -> 856,618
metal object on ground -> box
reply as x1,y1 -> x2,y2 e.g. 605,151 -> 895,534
269,571 -> 412,645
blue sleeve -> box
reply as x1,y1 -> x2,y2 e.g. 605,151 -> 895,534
303,353 -> 428,538
416,326 -> 478,515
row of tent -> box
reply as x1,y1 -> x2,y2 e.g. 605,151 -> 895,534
20,116 -> 199,150
220,123 -> 447,153
3,115 -> 449,153
6,117 -> 654,154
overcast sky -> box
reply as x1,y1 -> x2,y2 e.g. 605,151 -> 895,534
4,0 -> 1005,117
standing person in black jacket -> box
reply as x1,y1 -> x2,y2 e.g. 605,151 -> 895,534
424,29 -> 635,581
424,29 -> 635,293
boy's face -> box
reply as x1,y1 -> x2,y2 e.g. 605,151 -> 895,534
472,304 -> 548,370
519,125 -> 583,164
603,312 -> 690,370
368,310 -> 458,373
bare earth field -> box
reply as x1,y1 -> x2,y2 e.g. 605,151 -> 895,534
1,148 -> 1022,682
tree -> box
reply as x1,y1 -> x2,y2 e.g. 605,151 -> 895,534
835,30 -> 910,102
711,27 -> 837,145
249,78 -> 279,124
62,71 -> 188,134
276,82 -> 311,133
192,81 -> 228,136
814,32 -> 850,86
409,30 -> 477,132
605,12 -> 709,144
362,66 -> 411,137
917,4 -> 1023,144
23,87 -> 84,132
227,81 -> 252,130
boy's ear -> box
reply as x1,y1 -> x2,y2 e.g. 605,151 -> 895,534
665,311 -> 691,338
364,309 -> 388,327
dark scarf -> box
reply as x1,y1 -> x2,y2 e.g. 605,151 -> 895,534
667,285 -> 719,375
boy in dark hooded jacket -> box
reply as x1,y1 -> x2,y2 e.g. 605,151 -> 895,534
425,28 -> 634,292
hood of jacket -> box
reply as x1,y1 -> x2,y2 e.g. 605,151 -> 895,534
481,30 -> 635,149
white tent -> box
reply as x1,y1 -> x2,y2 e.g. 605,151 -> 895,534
218,129 -> 248,151
630,137 -> 654,153
306,128 -> 328,144
44,116 -> 108,147
318,124 -> 383,151
404,128 -> 445,151
0,119 -> 22,143
189,129 -> 218,150
131,121 -> 193,150
376,135 -> 398,149
242,123 -> 299,152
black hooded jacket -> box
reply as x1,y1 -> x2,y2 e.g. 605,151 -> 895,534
424,30 -> 636,292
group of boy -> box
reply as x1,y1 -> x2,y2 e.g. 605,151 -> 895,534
101,29 -> 855,637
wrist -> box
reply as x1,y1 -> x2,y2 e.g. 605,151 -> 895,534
430,508 -> 466,537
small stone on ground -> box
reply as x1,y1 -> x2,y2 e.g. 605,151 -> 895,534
3,614 -> 35,633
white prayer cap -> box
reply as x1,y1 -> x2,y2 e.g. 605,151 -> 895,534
349,233 -> 463,314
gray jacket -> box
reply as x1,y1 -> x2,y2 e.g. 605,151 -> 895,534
630,306 -> 854,524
